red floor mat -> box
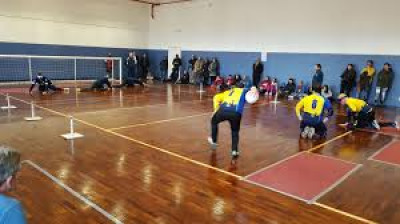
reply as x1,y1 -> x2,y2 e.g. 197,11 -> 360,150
371,141 -> 400,166
246,153 -> 359,202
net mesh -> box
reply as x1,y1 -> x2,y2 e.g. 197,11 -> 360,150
0,55 -> 122,86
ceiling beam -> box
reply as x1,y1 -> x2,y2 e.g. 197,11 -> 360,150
130,0 -> 192,6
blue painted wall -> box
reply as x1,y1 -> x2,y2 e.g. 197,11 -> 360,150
147,49 -> 167,79
0,42 -> 399,107
177,51 -> 400,107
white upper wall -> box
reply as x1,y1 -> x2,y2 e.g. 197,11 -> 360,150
148,0 -> 400,55
0,0 -> 150,48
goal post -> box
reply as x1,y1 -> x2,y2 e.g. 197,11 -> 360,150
0,54 -> 123,86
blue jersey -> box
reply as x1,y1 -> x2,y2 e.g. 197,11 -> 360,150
32,76 -> 51,86
215,87 -> 249,114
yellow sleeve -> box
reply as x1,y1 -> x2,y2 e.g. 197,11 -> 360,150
370,68 -> 376,77
213,93 -> 225,112
295,98 -> 305,118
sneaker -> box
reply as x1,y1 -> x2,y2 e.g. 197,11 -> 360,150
395,121 -> 399,130
207,137 -> 218,149
372,120 -> 381,130
301,126 -> 310,139
308,127 -> 315,139
231,150 -> 240,158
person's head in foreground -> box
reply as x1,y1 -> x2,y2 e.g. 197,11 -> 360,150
315,64 -> 322,71
0,146 -> 26,223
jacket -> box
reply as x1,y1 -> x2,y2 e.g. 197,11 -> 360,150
341,69 -> 356,87
377,69 -> 394,88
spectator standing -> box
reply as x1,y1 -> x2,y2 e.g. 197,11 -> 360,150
340,64 -> 357,96
126,52 -> 136,78
312,64 -> 324,90
203,58 -> 211,86
358,60 -> 376,101
171,54 -> 182,82
141,53 -> 150,81
375,63 -> 394,105
159,56 -> 168,81
252,59 -> 264,87
104,53 -> 113,77
209,58 -> 218,85
194,57 -> 204,84
188,55 -> 197,83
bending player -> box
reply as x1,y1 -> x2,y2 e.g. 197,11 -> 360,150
338,94 -> 398,130
208,83 -> 258,158
29,72 -> 62,95
113,77 -> 146,88
296,86 -> 333,139
80,75 -> 112,92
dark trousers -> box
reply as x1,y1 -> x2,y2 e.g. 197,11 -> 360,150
211,109 -> 242,152
300,113 -> 327,137
171,68 -> 179,82
113,78 -> 144,88
210,76 -> 217,85
350,106 -> 395,129
253,74 -> 261,87
340,81 -> 352,96
39,84 -> 60,92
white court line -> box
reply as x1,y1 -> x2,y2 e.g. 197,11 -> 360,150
109,112 -> 212,130
76,98 -> 213,116
243,152 -> 306,179
369,158 -> 400,169
309,152 -> 360,166
310,164 -> 363,203
243,179 -> 311,204
108,101 -> 269,130
367,139 -> 398,161
22,160 -> 123,224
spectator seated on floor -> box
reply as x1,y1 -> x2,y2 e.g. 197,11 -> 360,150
234,74 -> 242,85
280,78 -> 297,97
212,75 -> 225,89
260,76 -> 277,96
180,70 -> 190,84
321,85 -> 333,102
226,75 -> 235,87
295,80 -> 309,99
259,76 -> 272,94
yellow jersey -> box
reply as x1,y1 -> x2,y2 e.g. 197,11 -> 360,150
296,94 -> 332,119
213,88 -> 247,114
360,67 -> 376,77
345,98 -> 366,113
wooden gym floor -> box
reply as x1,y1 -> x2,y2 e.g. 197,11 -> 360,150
0,83 -> 399,224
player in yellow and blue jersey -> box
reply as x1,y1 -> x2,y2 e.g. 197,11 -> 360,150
296,86 -> 333,139
338,94 -> 398,130
208,83 -> 256,158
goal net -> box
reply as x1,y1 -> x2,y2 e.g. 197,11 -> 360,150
0,54 -> 123,87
